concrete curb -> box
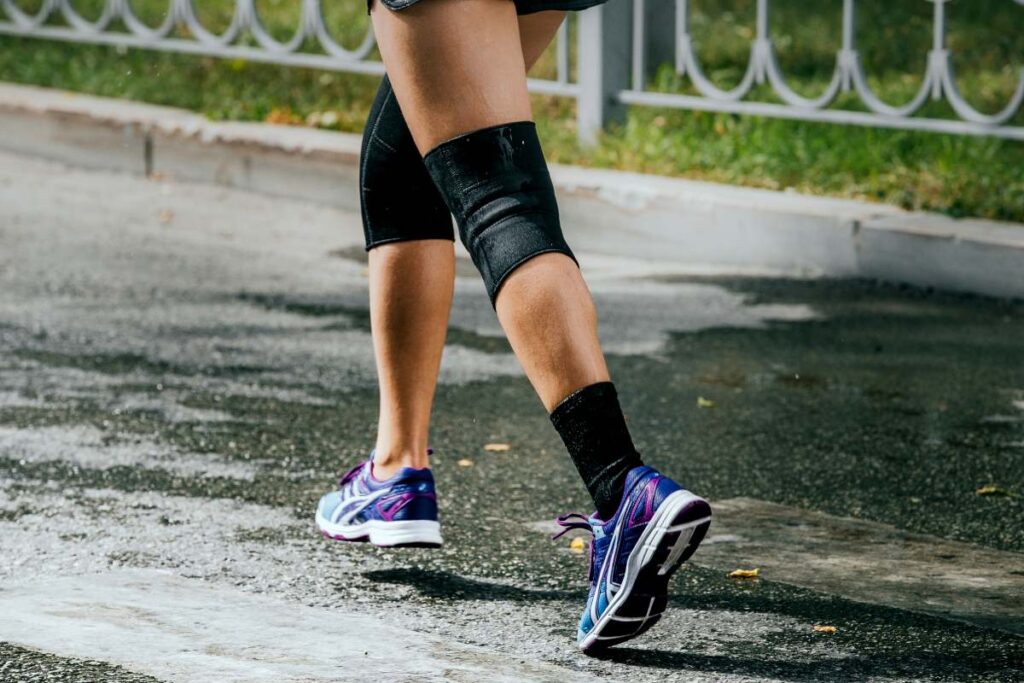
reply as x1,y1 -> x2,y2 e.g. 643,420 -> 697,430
2,82 -> 1022,299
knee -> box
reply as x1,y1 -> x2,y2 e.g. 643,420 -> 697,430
421,120 -> 579,308
360,74 -> 455,251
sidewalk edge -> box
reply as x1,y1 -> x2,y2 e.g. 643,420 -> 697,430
2,82 -> 1021,299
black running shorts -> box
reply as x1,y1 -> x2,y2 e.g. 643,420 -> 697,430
367,0 -> 609,16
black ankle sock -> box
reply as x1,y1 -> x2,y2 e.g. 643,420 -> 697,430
549,381 -> 644,519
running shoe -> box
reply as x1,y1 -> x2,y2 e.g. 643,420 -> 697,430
316,448 -> 442,548
552,465 -> 712,651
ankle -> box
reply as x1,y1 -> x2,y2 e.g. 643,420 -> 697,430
548,381 -> 643,518
371,446 -> 431,480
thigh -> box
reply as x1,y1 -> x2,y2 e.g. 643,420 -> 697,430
517,9 -> 566,71
370,0 -> 533,156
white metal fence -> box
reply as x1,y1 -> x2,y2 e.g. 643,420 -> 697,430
2,0 -> 1022,144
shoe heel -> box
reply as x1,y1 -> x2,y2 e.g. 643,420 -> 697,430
641,493 -> 710,577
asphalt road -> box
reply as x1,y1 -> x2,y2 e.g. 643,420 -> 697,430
1,150 -> 1022,682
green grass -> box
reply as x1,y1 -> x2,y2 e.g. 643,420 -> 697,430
1,0 -> 1022,221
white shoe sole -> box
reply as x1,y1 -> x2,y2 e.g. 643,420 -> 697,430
316,514 -> 443,548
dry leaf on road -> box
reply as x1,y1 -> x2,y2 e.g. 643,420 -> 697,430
976,485 -> 1012,496
569,538 -> 586,553
728,568 -> 759,579
457,459 -> 474,467
813,625 -> 837,634
484,443 -> 511,452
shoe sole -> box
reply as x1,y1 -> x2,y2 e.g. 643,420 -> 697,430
578,490 -> 712,652
315,514 -> 443,548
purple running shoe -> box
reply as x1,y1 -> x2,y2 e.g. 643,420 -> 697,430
316,448 -> 442,548
553,465 -> 711,651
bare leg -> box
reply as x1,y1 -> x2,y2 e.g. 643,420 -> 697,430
495,254 -> 609,412
369,240 -> 453,478
369,4 -> 577,478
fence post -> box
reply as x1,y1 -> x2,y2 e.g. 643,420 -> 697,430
576,1 -> 633,147
645,0 -> 675,83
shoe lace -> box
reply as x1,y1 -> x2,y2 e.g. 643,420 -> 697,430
338,462 -> 364,489
551,513 -> 598,583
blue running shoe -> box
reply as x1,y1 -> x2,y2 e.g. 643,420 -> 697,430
553,465 -> 712,652
316,448 -> 442,548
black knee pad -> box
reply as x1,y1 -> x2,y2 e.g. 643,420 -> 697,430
360,74 -> 455,250
421,120 -> 579,307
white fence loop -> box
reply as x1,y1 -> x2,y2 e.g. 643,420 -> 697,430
1,0 -> 1021,143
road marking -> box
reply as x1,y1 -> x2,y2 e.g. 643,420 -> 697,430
0,425 -> 257,481
0,569 -> 597,683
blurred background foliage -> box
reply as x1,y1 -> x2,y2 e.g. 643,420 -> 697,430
1,0 -> 1022,220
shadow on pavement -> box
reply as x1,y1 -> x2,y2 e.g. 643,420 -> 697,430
366,567 -> 1024,681
591,647 -> 1008,682
363,567 -> 585,603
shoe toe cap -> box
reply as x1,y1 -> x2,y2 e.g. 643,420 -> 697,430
317,491 -> 342,519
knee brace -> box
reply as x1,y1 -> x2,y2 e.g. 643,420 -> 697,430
360,74 -> 455,250
421,120 -> 579,307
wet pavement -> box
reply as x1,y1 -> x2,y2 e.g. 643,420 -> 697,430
1,150 -> 1022,682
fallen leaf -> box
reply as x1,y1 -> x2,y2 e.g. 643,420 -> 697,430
569,538 -> 586,553
158,209 -> 174,224
976,485 -> 1012,497
484,443 -> 510,452
728,568 -> 759,579
457,459 -> 474,467
697,396 -> 716,409
264,106 -> 303,126
813,625 -> 837,634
